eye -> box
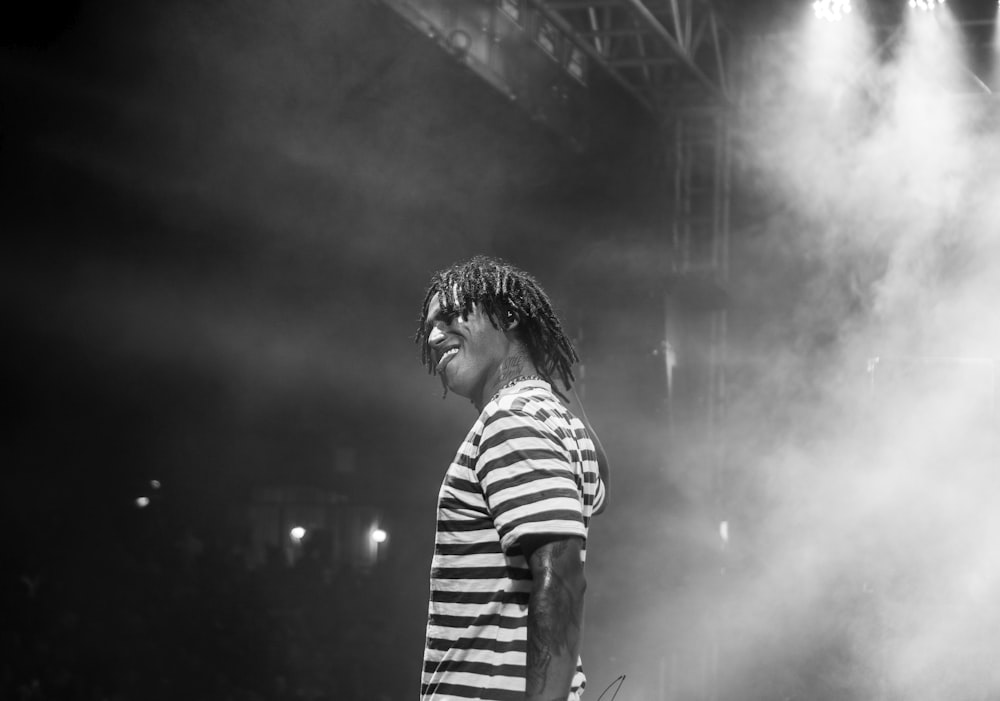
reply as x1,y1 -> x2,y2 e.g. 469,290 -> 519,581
425,309 -> 458,336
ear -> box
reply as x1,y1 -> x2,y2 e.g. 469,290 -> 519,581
503,309 -> 520,331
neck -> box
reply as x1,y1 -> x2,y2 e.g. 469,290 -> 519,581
475,349 -> 539,411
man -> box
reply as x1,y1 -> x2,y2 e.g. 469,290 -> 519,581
415,255 -> 609,701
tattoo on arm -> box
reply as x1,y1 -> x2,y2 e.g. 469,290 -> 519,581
525,538 -> 585,701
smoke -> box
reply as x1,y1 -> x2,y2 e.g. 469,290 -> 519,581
714,5 -> 1000,699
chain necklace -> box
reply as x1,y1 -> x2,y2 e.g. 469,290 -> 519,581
488,374 -> 546,405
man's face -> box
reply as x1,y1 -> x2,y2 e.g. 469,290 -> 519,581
424,293 -> 511,403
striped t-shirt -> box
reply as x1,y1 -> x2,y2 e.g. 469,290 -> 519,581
421,378 -> 606,701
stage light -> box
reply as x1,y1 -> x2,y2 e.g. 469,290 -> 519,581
135,496 -> 150,508
289,526 -> 306,543
150,479 -> 161,490
448,29 -> 471,57
813,0 -> 852,22
371,527 -> 388,544
908,0 -> 946,11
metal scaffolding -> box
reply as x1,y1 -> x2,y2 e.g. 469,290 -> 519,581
666,106 -> 731,430
529,0 -> 733,110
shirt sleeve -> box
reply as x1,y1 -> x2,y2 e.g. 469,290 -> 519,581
476,407 -> 587,554
593,471 -> 607,513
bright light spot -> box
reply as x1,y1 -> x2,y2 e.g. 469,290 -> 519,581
908,0 -> 946,11
289,526 -> 307,542
798,0 -> 870,101
894,0 -> 965,147
812,0 -> 851,22
371,528 -> 388,544
719,521 -> 730,543
135,496 -> 150,508
150,479 -> 161,490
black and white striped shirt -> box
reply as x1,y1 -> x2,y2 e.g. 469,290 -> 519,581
421,379 -> 606,701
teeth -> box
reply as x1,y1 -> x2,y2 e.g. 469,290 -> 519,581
436,348 -> 458,372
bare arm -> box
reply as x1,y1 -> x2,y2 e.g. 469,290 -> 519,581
522,535 -> 587,701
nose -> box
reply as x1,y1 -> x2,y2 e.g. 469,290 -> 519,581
427,323 -> 447,348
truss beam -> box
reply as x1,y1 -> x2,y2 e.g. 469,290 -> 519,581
529,0 -> 731,113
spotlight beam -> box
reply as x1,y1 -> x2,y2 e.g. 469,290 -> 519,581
960,65 -> 993,93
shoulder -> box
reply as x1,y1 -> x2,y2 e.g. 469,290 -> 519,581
481,388 -> 570,437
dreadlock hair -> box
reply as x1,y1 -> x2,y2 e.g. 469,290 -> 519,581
415,255 -> 579,394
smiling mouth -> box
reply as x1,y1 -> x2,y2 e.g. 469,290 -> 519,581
436,347 -> 459,374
